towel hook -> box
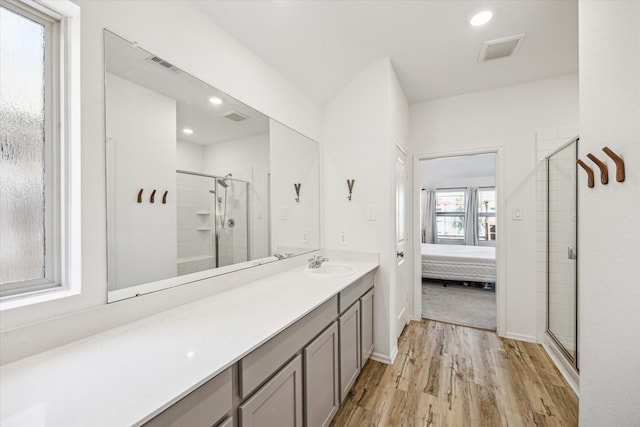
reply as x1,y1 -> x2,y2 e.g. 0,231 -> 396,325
577,160 -> 595,188
586,153 -> 609,185
150,189 -> 157,203
162,190 -> 168,204
294,183 -> 301,203
602,146 -> 625,182
137,189 -> 144,203
347,179 -> 355,201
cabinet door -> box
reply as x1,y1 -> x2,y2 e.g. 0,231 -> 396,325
216,417 -> 233,427
143,368 -> 232,427
239,355 -> 303,427
339,302 -> 360,403
360,289 -> 374,366
304,322 -> 339,427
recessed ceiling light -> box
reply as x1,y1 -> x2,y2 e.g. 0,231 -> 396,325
209,97 -> 223,105
182,128 -> 194,135
470,11 -> 493,26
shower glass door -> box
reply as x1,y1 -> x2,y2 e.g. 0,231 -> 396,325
547,139 -> 578,367
176,171 -> 249,275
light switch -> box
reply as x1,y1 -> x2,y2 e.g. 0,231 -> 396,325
302,229 -> 308,243
280,207 -> 287,220
512,208 -> 523,221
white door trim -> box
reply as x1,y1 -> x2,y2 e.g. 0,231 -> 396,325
412,146 -> 505,336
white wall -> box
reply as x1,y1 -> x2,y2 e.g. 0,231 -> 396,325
322,58 -> 409,362
0,0 -> 321,364
270,121 -> 320,254
410,74 -> 578,341
105,73 -> 177,290
176,139 -> 204,172
578,1 -> 640,424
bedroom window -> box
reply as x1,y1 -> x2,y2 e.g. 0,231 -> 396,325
434,188 -> 497,242
435,190 -> 465,240
478,188 -> 496,240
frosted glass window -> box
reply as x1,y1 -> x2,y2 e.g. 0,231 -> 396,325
0,5 -> 48,288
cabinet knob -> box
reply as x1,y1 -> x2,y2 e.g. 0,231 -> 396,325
397,251 -> 404,258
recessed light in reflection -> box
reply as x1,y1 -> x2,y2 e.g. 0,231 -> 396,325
186,351 -> 195,358
209,97 -> 223,105
182,128 -> 194,135
470,11 -> 493,26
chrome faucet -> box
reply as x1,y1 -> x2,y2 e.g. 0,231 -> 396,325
274,253 -> 286,260
308,255 -> 329,269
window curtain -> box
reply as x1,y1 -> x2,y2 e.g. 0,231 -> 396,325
464,187 -> 479,246
421,188 -> 437,244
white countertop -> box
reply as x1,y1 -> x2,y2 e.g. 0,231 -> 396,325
0,261 -> 377,427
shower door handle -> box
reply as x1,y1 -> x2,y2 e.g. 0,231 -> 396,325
568,246 -> 577,260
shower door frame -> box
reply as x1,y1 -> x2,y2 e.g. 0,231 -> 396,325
176,170 -> 251,268
545,137 -> 579,370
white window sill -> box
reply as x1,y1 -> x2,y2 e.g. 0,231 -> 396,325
0,285 -> 80,311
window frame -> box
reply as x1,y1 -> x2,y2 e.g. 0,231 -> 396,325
434,188 -> 466,241
433,186 -> 496,242
0,0 -> 81,308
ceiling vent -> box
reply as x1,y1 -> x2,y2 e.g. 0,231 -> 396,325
478,33 -> 526,62
224,111 -> 249,122
147,55 -> 181,74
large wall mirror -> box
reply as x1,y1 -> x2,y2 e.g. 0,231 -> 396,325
105,30 -> 320,302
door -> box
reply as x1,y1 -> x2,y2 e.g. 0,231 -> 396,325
396,146 -> 409,338
338,302 -> 360,403
304,322 -> 339,427
547,139 -> 578,367
239,355 -> 303,427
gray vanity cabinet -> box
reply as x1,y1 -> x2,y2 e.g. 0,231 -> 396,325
216,417 -> 234,427
360,289 -> 374,366
339,302 -> 361,403
304,321 -> 340,427
143,367 -> 232,427
239,355 -> 303,427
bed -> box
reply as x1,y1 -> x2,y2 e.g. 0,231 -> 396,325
421,243 -> 496,283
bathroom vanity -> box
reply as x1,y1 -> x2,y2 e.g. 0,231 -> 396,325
0,259 -> 377,427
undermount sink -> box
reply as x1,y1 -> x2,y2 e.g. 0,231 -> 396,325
306,263 -> 357,277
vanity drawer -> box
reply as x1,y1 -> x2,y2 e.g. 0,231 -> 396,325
339,272 -> 374,313
239,296 -> 338,399
144,367 -> 232,427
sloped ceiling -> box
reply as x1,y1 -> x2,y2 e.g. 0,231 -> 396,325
193,0 -> 578,106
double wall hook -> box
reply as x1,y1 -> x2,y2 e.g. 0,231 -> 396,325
294,183 -> 301,203
347,179 -> 355,201
586,153 -> 609,185
602,146 -> 625,182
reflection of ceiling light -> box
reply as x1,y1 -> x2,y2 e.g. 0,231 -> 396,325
470,11 -> 493,26
209,97 -> 223,105
182,128 -> 194,135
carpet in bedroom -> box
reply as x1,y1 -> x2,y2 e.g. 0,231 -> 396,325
422,279 -> 496,330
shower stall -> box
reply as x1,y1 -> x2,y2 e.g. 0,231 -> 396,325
176,170 -> 249,276
546,137 -> 579,370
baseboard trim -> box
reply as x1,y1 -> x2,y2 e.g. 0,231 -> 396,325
370,345 -> 398,365
543,336 -> 580,397
504,332 -> 537,343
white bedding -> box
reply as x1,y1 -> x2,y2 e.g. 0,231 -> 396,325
421,243 -> 496,283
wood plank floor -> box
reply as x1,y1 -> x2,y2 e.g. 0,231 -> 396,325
330,320 -> 578,427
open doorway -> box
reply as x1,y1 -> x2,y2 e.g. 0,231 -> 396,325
419,153 -> 497,330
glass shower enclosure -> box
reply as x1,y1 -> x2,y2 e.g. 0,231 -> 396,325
176,170 -> 249,276
546,138 -> 578,368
